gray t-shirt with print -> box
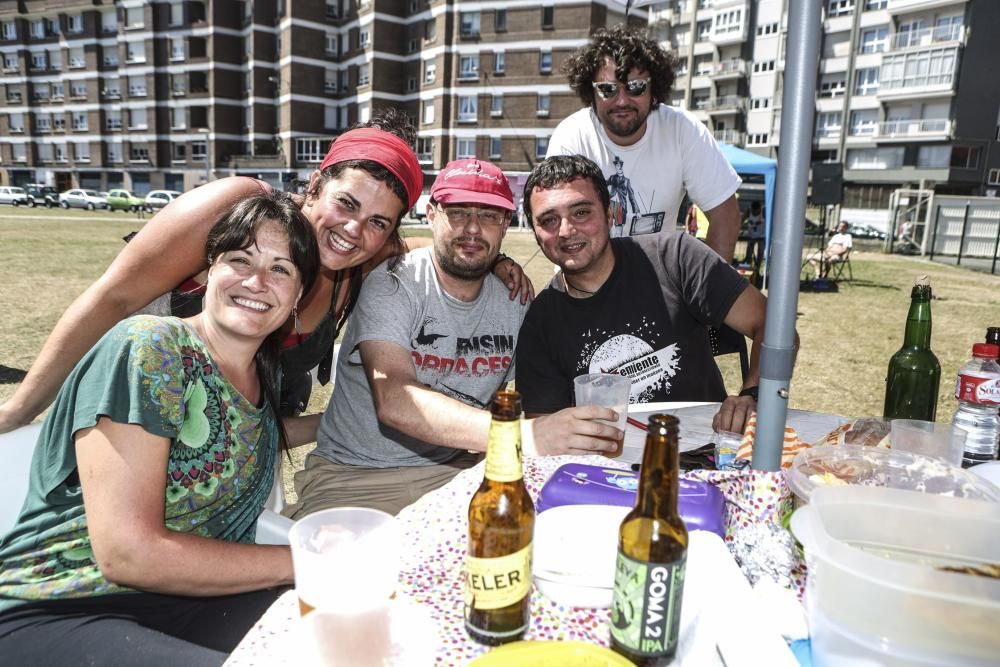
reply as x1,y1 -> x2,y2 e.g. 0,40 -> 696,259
314,247 -> 529,468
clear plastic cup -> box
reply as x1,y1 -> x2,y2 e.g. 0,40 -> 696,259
712,430 -> 743,471
890,419 -> 967,467
289,507 -> 400,665
573,373 -> 632,457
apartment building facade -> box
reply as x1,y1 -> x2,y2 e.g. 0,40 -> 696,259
650,0 -> 1000,216
0,0 -> 639,195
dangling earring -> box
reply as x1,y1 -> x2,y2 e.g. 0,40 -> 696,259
293,307 -> 301,335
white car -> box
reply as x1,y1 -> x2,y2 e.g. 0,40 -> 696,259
144,190 -> 182,212
59,189 -> 108,210
0,186 -> 30,206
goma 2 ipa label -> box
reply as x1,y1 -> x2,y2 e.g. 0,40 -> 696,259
610,553 -> 686,657
464,543 -> 532,611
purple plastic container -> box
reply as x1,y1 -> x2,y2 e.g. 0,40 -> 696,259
536,463 -> 726,538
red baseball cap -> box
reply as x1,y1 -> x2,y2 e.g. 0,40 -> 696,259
430,159 -> 515,211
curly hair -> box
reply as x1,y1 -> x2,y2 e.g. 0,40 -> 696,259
562,24 -> 677,108
522,155 -> 611,229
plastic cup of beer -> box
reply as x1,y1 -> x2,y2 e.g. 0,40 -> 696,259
574,372 -> 632,457
289,507 -> 400,665
890,419 -> 967,467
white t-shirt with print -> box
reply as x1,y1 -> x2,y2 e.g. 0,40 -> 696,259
546,105 -> 741,238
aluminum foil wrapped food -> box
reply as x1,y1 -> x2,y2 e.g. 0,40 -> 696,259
728,519 -> 800,589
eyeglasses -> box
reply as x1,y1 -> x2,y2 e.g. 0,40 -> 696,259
592,77 -> 651,100
437,206 -> 506,227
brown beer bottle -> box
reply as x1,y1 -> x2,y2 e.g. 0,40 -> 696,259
464,390 -> 534,645
610,414 -> 688,665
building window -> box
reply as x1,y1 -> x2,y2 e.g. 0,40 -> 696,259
32,83 -> 50,101
818,76 -> 846,98
456,138 -> 475,159
950,145 -> 981,169
2,22 -> 16,40
359,30 -> 370,48
106,111 -> 121,131
53,115 -> 65,131
170,3 -> 184,26
417,136 -> 433,162
535,137 -> 549,160
36,115 -> 51,132
75,141 -> 90,162
752,60 -> 775,73
101,11 -> 117,33
537,93 -> 550,117
539,51 -> 552,74
750,97 -> 771,110
126,42 -> 145,63
71,81 -> 87,98
38,143 -> 52,160
424,18 -> 436,42
323,105 -> 338,129
129,108 -> 147,130
49,50 -> 62,70
359,102 -> 370,123
67,15 -> 84,34
30,20 -> 44,39
859,27 -> 888,54
495,9 -> 507,32
988,168 -> 1000,186
696,20 -> 712,41
72,111 -> 88,131
8,112 -> 23,132
747,133 -> 769,145
173,143 -> 186,161
490,94 -> 503,117
490,136 -> 501,159
407,77 -> 416,92
130,146 -> 150,162
12,144 -> 26,161
460,12 -> 480,38
128,76 -> 147,97
854,67 -> 879,95
125,8 -> 144,29
325,34 -> 337,55
326,1 -> 339,18
325,70 -> 338,93
53,143 -> 68,162
2,53 -> 15,71
493,51 -> 505,74
171,107 -> 186,129
864,0 -> 887,9
51,82 -> 64,100
542,6 -> 554,29
424,59 -> 436,83
756,22 -> 778,36
69,47 -> 84,68
107,142 -> 122,163
296,138 -> 326,162
358,64 -> 370,86
422,98 -> 434,124
31,53 -> 47,70
459,55 -> 479,80
458,95 -> 477,122
848,110 -> 877,136
815,111 -> 842,139
827,0 -> 854,17
881,48 -> 957,91
192,141 -> 207,161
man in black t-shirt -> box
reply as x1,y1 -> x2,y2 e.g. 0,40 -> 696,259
516,155 -> 769,434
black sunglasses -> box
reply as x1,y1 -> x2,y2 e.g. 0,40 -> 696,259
592,78 -> 651,100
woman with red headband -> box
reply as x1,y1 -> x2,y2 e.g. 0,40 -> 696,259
0,111 -> 533,431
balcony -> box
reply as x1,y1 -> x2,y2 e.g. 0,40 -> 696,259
876,118 -> 952,142
710,58 -> 746,79
887,0 -> 968,14
713,128 -> 744,144
887,24 -> 964,51
704,95 -> 744,114
222,154 -> 287,169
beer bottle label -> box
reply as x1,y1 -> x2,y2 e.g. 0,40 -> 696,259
610,552 -> 686,657
484,421 -> 523,482
464,543 -> 532,610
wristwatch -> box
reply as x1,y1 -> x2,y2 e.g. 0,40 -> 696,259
738,386 -> 759,401
491,252 -> 511,271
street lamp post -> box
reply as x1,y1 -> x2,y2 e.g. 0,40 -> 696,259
197,127 -> 211,185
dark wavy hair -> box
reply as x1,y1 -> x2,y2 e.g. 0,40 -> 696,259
305,107 -> 418,266
523,155 -> 611,229
563,24 -> 677,108
205,191 -> 320,451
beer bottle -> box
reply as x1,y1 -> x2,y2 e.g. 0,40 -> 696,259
610,414 -> 688,665
464,390 -> 534,645
883,276 -> 941,421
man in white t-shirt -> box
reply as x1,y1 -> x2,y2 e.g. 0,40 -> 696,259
546,25 -> 742,261
807,221 -> 853,279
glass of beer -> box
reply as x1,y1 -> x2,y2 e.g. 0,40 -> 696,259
574,373 -> 632,457
289,507 -> 400,665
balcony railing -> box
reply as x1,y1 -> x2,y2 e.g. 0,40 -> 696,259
713,128 -> 744,144
880,71 -> 956,93
711,59 -> 746,77
877,118 -> 951,138
704,95 -> 744,112
888,24 -> 963,51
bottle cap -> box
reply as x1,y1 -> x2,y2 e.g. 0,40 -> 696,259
972,343 -> 999,358
914,274 -> 929,287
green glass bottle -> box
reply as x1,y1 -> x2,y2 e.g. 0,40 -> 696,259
883,276 -> 941,421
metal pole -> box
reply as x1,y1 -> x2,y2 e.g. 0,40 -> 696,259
991,208 -> 1000,275
956,202 -> 970,267
752,0 -> 823,472
929,203 -> 942,261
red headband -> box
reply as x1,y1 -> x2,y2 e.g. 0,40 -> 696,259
319,128 -> 423,209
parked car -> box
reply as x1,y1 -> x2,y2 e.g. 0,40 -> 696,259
409,193 -> 432,221
59,189 -> 108,210
848,223 -> 887,241
144,190 -> 182,213
106,189 -> 145,212
0,186 -> 30,206
24,183 -> 58,208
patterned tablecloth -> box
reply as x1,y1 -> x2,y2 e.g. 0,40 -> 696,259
225,403 -> 839,665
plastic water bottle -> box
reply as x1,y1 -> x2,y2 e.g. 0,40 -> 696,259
953,343 -> 1000,467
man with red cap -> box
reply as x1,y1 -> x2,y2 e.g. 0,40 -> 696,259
286,159 -> 622,517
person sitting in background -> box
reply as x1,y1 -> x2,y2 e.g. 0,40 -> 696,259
0,192 -> 322,666
807,221 -> 852,280
744,201 -> 766,267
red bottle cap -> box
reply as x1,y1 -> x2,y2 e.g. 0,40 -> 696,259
972,343 -> 1000,359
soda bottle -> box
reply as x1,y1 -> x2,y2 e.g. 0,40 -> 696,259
986,328 -> 1000,356
464,391 -> 534,645
610,414 -> 688,665
883,276 -> 941,421
953,343 -> 1000,467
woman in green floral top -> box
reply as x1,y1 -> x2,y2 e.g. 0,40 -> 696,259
0,191 -> 320,665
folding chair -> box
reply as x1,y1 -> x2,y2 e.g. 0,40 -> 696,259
826,249 -> 853,282
708,325 -> 750,384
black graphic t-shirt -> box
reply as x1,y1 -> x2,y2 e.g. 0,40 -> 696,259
516,233 -> 747,414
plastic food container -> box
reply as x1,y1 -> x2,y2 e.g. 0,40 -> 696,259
786,444 -> 1000,507
791,486 -> 1000,666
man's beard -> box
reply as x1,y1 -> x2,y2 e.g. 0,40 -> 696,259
435,238 -> 492,281
602,106 -> 647,139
